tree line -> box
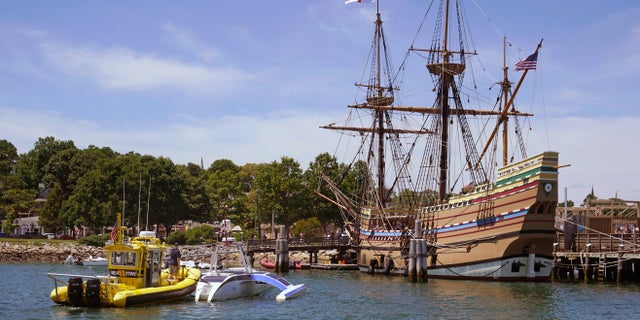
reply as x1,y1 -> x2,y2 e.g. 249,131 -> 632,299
0,137 -> 363,238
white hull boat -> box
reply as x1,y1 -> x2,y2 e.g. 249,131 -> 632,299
194,244 -> 306,302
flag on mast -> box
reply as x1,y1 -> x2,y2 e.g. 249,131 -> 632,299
515,51 -> 538,71
110,225 -> 119,242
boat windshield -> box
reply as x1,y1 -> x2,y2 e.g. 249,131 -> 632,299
111,251 -> 137,266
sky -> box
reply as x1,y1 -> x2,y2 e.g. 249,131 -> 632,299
0,1 -> 639,204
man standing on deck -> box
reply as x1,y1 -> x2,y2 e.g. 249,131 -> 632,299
168,243 -> 181,280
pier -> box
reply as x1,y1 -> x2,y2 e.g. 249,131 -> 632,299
246,226 -> 355,272
553,199 -> 640,283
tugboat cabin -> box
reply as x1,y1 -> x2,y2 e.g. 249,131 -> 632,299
106,231 -> 165,288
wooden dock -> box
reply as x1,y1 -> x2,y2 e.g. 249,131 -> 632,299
554,227 -> 640,282
245,236 -> 357,268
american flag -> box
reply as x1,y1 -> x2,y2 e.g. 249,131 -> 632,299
110,225 -> 119,242
515,52 -> 538,71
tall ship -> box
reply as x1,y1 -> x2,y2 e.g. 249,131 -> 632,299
320,0 -> 558,281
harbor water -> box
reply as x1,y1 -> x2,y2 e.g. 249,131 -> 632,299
3,263 -> 640,319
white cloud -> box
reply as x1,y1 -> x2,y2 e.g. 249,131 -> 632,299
0,105 -> 338,168
161,23 -> 221,63
548,116 -> 640,203
41,43 -> 254,95
1,104 -> 638,203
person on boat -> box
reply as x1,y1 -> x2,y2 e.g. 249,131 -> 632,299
168,243 -> 181,280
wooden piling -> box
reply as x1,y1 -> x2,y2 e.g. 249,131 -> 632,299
617,252 -> 623,285
417,239 -> 428,282
275,225 -> 289,273
407,239 -> 416,282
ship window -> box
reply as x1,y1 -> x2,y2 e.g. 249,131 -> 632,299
111,251 -> 137,266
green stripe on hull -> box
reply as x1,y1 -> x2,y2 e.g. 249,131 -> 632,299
496,166 -> 557,187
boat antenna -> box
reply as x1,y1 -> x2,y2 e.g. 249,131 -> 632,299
137,172 -> 141,235
122,176 -> 125,230
145,177 -> 151,231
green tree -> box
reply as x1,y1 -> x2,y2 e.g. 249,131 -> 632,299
39,183 -> 66,235
303,152 -> 343,233
0,139 -> 18,179
239,163 -> 269,236
146,156 -> 189,236
176,162 -> 212,224
206,159 -> 242,223
0,140 -> 24,221
16,136 -> 76,191
582,188 -> 597,206
558,200 -> 575,207
61,153 -> 122,231
255,157 -> 307,231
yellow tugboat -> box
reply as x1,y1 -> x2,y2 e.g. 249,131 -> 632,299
48,213 -> 201,307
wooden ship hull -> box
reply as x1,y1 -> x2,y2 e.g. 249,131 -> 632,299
356,152 -> 558,281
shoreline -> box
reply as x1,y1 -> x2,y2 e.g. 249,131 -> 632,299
0,241 -> 336,264
0,241 -> 105,263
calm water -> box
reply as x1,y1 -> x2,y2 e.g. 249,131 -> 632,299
2,263 -> 640,320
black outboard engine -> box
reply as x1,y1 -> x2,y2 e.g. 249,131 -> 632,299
85,278 -> 101,307
67,277 -> 84,307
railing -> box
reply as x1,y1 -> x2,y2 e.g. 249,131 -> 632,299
246,236 -> 351,252
556,233 -> 640,254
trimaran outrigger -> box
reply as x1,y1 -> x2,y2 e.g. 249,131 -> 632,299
319,0 -> 559,281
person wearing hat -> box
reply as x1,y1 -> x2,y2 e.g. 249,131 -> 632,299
168,242 -> 181,280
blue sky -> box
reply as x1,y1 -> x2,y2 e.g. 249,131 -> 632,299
1,1 -> 639,204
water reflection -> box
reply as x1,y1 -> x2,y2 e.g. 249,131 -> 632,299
5,263 -> 640,320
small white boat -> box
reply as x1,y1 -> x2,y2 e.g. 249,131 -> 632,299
194,243 -> 306,302
180,260 -> 212,269
63,254 -> 108,266
82,255 -> 108,266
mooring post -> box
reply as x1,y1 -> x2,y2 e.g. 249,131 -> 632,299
617,252 -> 623,285
583,244 -> 590,282
275,225 -> 289,273
407,239 -> 416,282
418,239 -> 428,282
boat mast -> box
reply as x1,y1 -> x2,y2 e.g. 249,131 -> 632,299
374,1 -> 385,208
501,37 -> 510,166
476,39 -> 543,169
422,0 -> 466,202
321,2 -> 397,209
438,0 -> 452,202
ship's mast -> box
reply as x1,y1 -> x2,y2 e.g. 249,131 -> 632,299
438,0 -> 452,202
501,37 -> 510,166
476,39 -> 543,169
321,2 -> 397,209
422,0 -> 466,202
374,3 -> 385,207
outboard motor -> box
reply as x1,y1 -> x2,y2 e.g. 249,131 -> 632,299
85,278 -> 101,307
67,277 -> 84,307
